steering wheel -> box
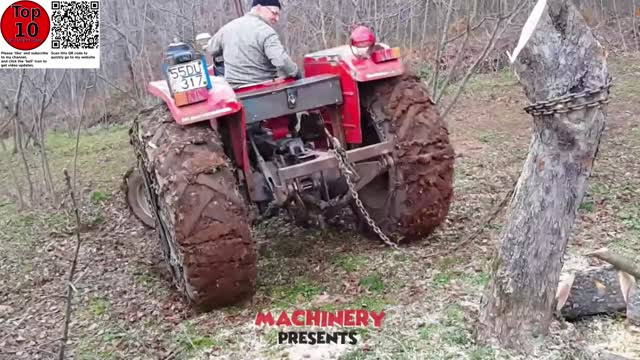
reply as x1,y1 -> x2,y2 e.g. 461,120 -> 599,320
213,55 -> 225,76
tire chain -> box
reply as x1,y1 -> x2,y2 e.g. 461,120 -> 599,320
130,118 -> 183,285
324,129 -> 401,249
523,80 -> 613,116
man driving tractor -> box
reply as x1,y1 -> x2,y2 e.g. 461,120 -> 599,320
205,0 -> 302,88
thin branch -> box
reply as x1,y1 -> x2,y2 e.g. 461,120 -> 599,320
57,169 -> 83,360
11,70 -> 25,121
72,71 -> 97,195
35,69 -> 57,201
11,70 -> 35,204
444,16 -> 488,45
43,70 -> 69,110
147,2 -> 192,22
102,21 -> 141,53
430,0 -> 455,96
0,116 -> 11,134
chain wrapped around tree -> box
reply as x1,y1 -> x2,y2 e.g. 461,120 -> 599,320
473,0 -> 613,353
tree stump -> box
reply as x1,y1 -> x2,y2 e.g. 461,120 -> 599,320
557,266 -> 628,320
627,282 -> 640,326
475,0 -> 611,351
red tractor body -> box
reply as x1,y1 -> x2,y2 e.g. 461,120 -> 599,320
147,40 -> 404,206
127,26 -> 455,310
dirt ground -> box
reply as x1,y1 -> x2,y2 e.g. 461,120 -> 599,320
0,52 -> 639,360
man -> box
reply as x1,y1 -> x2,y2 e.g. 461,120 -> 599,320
206,0 -> 302,88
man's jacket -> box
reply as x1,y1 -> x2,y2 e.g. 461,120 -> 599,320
206,13 -> 299,87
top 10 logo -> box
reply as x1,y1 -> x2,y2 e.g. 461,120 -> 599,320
1,1 -> 51,51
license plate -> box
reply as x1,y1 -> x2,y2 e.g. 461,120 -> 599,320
167,60 -> 208,94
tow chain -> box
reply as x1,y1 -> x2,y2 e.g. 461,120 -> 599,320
324,129 -> 400,249
523,80 -> 612,116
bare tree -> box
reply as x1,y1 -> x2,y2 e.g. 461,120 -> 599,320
7,71 -> 36,206
475,0 -> 611,352
26,69 -> 68,202
440,0 -> 527,119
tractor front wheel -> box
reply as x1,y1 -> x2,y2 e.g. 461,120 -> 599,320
357,74 -> 455,243
130,105 -> 256,310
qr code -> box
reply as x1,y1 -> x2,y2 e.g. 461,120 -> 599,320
51,1 -> 100,49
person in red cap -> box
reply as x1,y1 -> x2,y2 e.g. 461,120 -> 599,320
206,0 -> 302,88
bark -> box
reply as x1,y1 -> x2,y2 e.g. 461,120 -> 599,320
556,266 -> 629,320
627,282 -> 640,326
475,0 -> 610,352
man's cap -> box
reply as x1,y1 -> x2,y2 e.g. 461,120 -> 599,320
252,0 -> 281,8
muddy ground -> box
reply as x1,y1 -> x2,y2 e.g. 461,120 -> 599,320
0,52 -> 639,360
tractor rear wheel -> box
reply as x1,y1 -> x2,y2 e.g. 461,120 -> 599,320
129,105 -> 256,310
357,74 -> 455,243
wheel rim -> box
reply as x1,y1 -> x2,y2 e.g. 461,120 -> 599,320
126,170 -> 155,228
136,179 -> 154,221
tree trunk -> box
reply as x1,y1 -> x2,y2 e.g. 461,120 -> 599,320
475,0 -> 611,352
36,70 -> 57,202
627,282 -> 640,326
557,266 -> 629,320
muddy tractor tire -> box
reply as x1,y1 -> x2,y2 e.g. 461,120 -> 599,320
129,105 -> 256,310
357,74 -> 455,243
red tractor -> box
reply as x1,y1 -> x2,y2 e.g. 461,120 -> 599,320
125,26 -> 455,310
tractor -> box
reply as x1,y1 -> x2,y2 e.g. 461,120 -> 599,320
125,25 -> 455,310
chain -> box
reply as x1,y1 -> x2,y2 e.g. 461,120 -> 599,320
523,81 -> 612,116
254,200 -> 279,223
324,129 -> 400,249
131,119 -> 182,273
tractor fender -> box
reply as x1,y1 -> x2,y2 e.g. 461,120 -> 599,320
340,44 -> 405,82
147,75 -> 242,126
303,44 -> 405,144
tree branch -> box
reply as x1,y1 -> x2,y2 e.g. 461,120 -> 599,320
430,0 -> 454,96
96,73 -> 144,106
57,169 -> 83,360
435,0 -> 479,103
586,248 -> 640,279
440,0 -> 527,120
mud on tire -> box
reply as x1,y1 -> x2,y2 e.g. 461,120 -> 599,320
130,105 -> 256,310
357,74 -> 455,243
